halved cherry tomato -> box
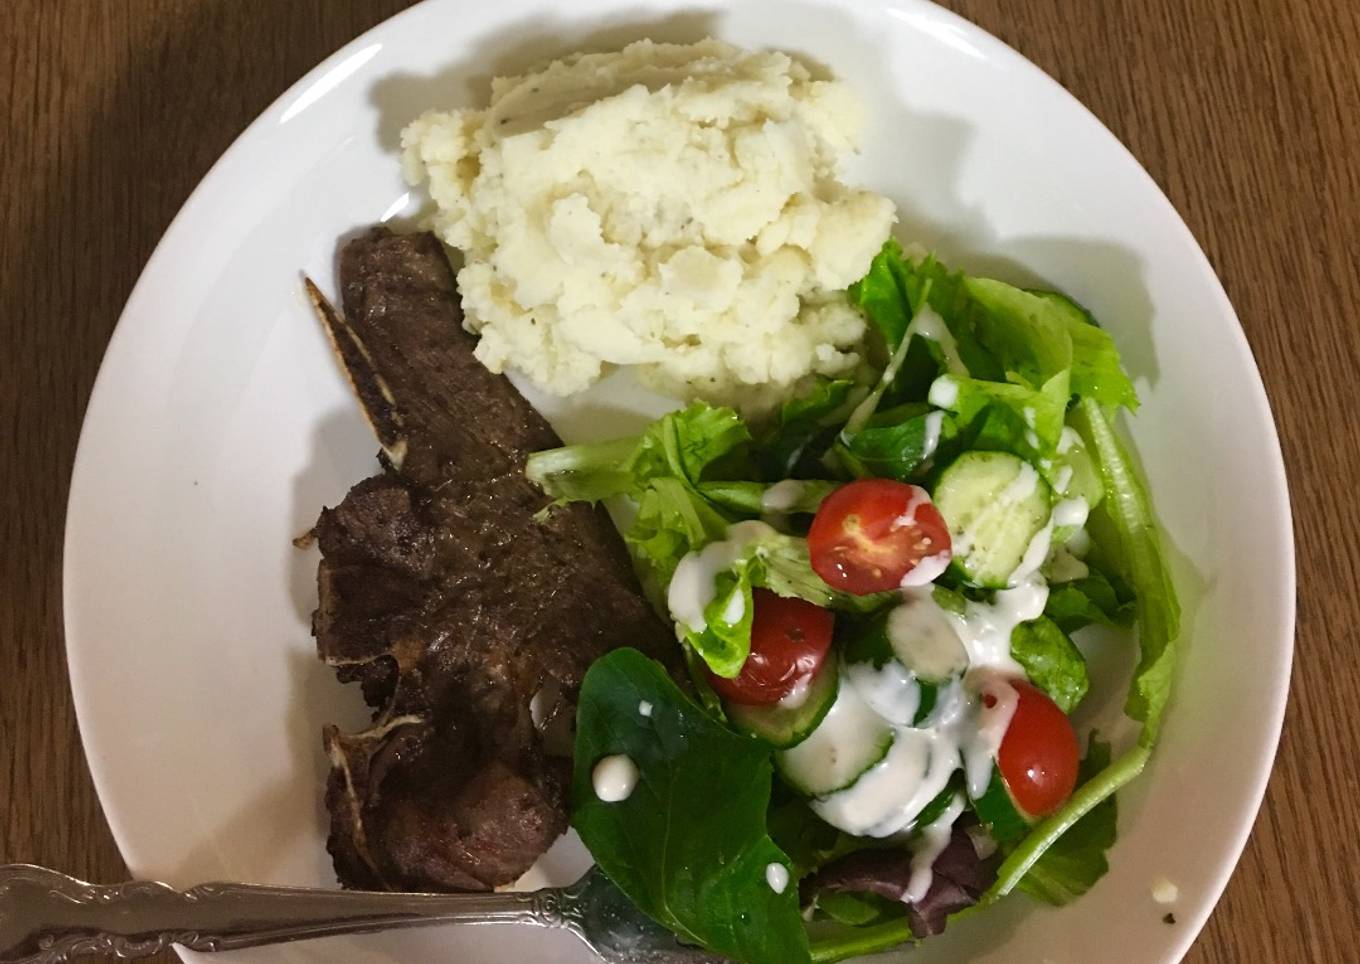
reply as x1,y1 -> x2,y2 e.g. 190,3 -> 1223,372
707,589 -> 834,706
996,680 -> 1080,818
807,479 -> 952,595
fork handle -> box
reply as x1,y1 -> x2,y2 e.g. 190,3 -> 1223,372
0,864 -> 565,962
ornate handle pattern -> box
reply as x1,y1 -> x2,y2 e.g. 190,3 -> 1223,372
0,864 -> 571,962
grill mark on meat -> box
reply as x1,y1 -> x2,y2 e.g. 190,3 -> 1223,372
307,227 -> 672,892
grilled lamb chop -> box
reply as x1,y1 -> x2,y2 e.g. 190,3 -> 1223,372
306,227 -> 671,892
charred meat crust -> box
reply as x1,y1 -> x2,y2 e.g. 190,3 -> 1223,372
310,227 -> 671,892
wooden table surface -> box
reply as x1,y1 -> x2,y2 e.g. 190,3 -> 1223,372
3,1 -> 1357,961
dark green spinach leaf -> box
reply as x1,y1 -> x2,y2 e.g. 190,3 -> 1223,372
573,650 -> 811,964
1009,617 -> 1089,713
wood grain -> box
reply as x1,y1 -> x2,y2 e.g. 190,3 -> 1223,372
1,1 -> 1356,961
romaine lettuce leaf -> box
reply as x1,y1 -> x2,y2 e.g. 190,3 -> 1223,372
697,479 -> 839,516
1069,398 -> 1181,746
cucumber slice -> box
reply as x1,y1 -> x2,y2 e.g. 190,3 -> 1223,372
884,594 -> 968,682
971,767 -> 1032,844
775,677 -> 894,797
842,656 -> 938,727
935,451 -> 1053,588
912,778 -> 964,829
725,658 -> 838,749
844,599 -> 967,686
841,605 -> 960,725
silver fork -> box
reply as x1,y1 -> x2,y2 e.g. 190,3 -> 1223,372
0,863 -> 722,963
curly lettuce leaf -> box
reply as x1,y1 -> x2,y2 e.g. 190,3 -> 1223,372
849,242 -> 1139,416
962,277 -> 1074,389
849,242 -> 999,379
626,477 -> 729,608
929,371 -> 1068,454
526,401 -> 750,502
573,650 -> 810,964
678,553 -> 759,679
676,530 -> 893,676
1029,290 -> 1139,411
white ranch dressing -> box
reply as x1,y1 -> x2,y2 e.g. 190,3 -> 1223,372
722,590 -> 746,626
1000,462 -> 1040,503
886,594 -> 968,680
899,549 -> 951,587
638,700 -> 653,717
814,585 -> 1046,837
1052,496 -> 1090,530
844,658 -> 922,726
1057,426 -> 1081,454
927,375 -> 960,409
907,305 -> 968,374
963,673 -> 1020,797
1007,495 -> 1088,588
592,755 -> 639,803
811,726 -> 956,837
1151,877 -> 1180,905
1046,545 -> 1090,582
1008,518 -> 1054,586
1009,496 -> 1088,586
783,678 -> 891,792
905,792 -> 967,902
765,862 -> 791,894
954,462 -> 1040,559
761,479 -> 811,513
920,410 -> 946,459
777,673 -> 815,710
667,521 -> 774,632
938,578 -> 1048,675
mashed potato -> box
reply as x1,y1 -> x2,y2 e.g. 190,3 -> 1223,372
402,38 -> 895,412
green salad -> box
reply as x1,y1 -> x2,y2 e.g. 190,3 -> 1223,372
526,241 -> 1180,963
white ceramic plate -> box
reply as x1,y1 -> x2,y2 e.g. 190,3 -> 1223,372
64,1 -> 1294,961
